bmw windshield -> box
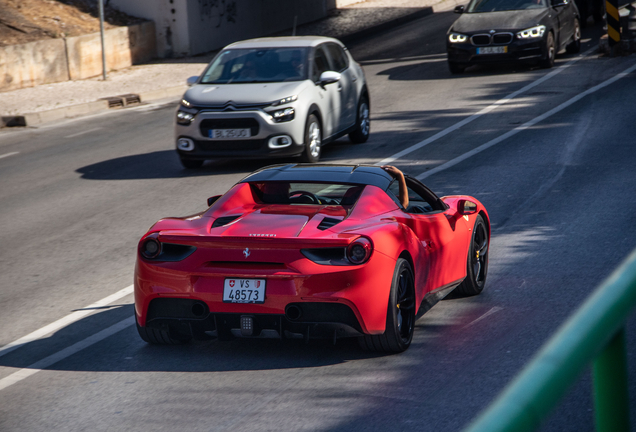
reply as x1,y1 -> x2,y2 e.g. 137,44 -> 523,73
466,0 -> 547,12
200,47 -> 309,84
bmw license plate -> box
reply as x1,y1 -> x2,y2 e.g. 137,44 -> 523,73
209,128 -> 251,139
477,46 -> 507,55
223,278 -> 265,303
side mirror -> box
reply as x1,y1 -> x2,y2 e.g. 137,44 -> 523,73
454,5 -> 465,13
186,76 -> 199,86
207,195 -> 222,206
319,71 -> 341,86
458,199 -> 478,215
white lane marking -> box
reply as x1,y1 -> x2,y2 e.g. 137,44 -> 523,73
463,306 -> 503,329
0,151 -> 19,159
376,46 -> 597,166
416,61 -> 636,180
0,285 -> 133,358
64,127 -> 102,138
0,317 -> 134,392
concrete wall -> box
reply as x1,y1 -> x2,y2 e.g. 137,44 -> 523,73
186,0 -> 328,56
0,22 -> 156,92
0,39 -> 69,92
66,21 -> 156,80
109,0 -> 332,58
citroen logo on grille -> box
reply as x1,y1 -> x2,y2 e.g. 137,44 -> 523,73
243,248 -> 250,258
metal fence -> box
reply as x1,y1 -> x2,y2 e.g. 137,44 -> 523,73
462,247 -> 636,432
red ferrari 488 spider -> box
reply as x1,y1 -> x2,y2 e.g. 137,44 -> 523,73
134,164 -> 490,352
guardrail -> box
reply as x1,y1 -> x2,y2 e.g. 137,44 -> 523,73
462,247 -> 636,432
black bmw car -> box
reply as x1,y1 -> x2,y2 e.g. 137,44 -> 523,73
446,0 -> 581,73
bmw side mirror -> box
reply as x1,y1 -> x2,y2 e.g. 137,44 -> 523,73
458,199 -> 478,215
207,195 -> 222,206
454,5 -> 465,13
186,76 -> 199,86
319,71 -> 341,86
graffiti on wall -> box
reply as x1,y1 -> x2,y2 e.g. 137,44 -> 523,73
198,0 -> 237,27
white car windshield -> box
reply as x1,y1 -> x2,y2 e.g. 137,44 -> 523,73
467,0 -> 547,12
201,47 -> 309,84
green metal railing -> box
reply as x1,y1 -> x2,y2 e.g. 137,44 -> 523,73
463,247 -> 636,432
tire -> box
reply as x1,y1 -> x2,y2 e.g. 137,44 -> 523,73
448,61 -> 466,74
348,95 -> 370,144
566,19 -> 581,54
454,215 -> 489,297
358,258 -> 415,353
180,157 -> 204,169
540,32 -> 555,69
136,316 -> 192,345
301,114 -> 321,163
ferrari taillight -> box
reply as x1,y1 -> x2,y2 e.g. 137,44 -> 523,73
141,238 -> 161,259
347,237 -> 372,265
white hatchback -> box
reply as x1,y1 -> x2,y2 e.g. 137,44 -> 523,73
175,36 -> 370,168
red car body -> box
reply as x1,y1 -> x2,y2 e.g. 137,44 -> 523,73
134,164 -> 490,351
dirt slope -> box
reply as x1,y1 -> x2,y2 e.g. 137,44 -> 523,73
0,0 -> 142,47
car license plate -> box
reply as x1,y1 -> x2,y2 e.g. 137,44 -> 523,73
223,278 -> 265,303
209,128 -> 251,139
477,46 -> 507,55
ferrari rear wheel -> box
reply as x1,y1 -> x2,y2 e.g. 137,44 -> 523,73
358,258 -> 415,353
455,215 -> 488,297
136,316 -> 192,345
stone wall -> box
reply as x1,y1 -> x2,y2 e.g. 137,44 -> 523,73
0,21 -> 156,92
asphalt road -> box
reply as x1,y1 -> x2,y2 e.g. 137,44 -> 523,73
1,11 -> 635,431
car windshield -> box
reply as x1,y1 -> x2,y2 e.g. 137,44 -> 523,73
200,47 -> 309,84
250,182 -> 364,206
466,0 -> 547,12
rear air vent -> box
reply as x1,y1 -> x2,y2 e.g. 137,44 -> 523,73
212,215 -> 241,228
317,217 -> 342,230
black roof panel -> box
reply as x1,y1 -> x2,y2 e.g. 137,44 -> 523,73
239,164 -> 394,189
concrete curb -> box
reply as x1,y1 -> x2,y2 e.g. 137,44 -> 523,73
2,1 -> 457,129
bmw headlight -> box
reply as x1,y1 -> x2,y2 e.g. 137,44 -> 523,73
181,98 -> 192,107
176,110 -> 196,125
271,95 -> 298,106
517,25 -> 546,39
449,32 -> 468,43
271,107 -> 295,123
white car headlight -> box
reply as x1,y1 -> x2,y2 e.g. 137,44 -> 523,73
449,32 -> 468,43
271,95 -> 298,106
517,25 -> 546,39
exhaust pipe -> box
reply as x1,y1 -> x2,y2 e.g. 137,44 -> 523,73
285,305 -> 302,321
191,301 -> 208,318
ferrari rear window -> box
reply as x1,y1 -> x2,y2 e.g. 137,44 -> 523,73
250,182 -> 364,206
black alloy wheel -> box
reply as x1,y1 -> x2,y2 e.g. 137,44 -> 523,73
359,258 -> 415,353
455,215 -> 489,296
540,32 -> 556,68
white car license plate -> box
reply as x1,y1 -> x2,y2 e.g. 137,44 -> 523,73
477,46 -> 507,55
210,128 -> 251,139
223,278 -> 265,303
